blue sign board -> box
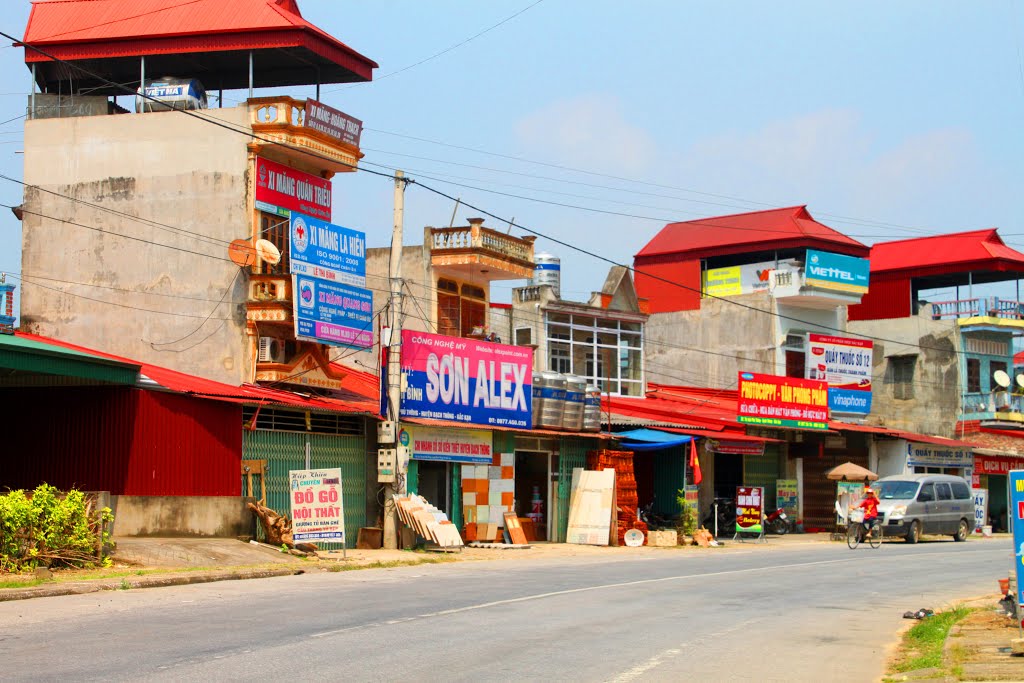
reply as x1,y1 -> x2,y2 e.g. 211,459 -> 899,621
805,250 -> 870,294
293,276 -> 373,349
290,212 -> 367,287
828,387 -> 872,414
1011,470 -> 1024,619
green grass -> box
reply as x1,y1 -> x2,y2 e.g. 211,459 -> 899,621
0,577 -> 45,589
889,605 -> 972,674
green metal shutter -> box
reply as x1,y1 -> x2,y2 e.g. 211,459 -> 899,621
743,444 -> 782,509
653,446 -> 687,516
557,436 -> 591,542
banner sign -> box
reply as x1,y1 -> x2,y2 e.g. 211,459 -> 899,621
289,468 -> 345,542
706,439 -> 765,456
293,276 -> 373,349
1010,470 -> 1024,618
906,443 -> 972,469
805,333 -> 873,415
805,249 -> 870,294
399,424 -> 493,464
704,259 -> 798,297
400,330 -> 533,428
737,371 -> 829,430
973,488 -> 988,533
290,212 -> 367,287
255,156 -> 332,221
304,99 -> 362,147
976,454 -> 1023,477
735,486 -> 764,534
776,479 -> 798,514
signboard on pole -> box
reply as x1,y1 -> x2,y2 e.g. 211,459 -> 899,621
737,371 -> 829,430
805,333 -> 873,415
289,468 -> 345,543
293,276 -> 373,349
399,424 -> 494,464
972,488 -> 989,533
776,479 -> 799,514
289,212 -> 367,287
304,99 -> 363,147
804,250 -> 870,294
1009,470 -> 1024,623
399,330 -> 533,429
255,156 -> 332,221
735,486 -> 764,535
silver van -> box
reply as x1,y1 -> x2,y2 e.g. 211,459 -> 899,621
874,474 -> 973,544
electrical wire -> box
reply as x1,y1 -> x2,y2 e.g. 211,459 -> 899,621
146,268 -> 243,348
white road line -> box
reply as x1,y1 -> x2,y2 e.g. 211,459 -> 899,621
310,547 -> 1004,639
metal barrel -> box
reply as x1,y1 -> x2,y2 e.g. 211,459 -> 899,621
532,371 -> 566,429
562,374 -> 586,431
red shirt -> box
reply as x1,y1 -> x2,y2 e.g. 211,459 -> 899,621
858,496 -> 879,519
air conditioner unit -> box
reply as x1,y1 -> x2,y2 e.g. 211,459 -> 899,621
514,327 -> 534,347
257,337 -> 287,364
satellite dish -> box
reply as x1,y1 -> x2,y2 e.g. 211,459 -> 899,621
1016,374 -> 1024,389
227,239 -> 256,267
255,239 -> 281,265
994,369 -> 1011,389
623,529 -> 645,547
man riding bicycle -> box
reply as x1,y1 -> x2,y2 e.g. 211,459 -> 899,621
855,487 -> 880,538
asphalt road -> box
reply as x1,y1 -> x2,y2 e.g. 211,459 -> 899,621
0,538 -> 1010,683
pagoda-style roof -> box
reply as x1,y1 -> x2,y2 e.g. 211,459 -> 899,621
635,206 -> 868,262
868,229 -> 1024,281
22,0 -> 377,95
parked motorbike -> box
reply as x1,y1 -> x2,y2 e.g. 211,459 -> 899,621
701,497 -> 736,538
764,506 -> 794,535
639,500 -> 680,531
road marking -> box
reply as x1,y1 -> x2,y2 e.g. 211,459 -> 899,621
310,547 -> 1006,639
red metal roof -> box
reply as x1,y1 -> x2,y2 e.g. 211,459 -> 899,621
867,229 -> 1024,278
23,0 -> 377,92
634,206 -> 868,261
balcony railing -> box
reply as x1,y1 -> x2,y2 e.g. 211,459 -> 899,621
930,297 -> 1024,320
516,286 -> 542,303
430,225 -> 534,264
962,390 -> 1021,415
248,96 -> 360,173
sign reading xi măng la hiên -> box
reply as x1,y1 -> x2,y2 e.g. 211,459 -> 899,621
399,330 -> 533,429
737,371 -> 829,430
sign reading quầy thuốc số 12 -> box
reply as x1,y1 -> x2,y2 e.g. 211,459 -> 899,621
293,276 -> 373,349
399,330 -> 533,429
290,212 -> 367,288
289,468 -> 345,542
735,486 -> 764,534
805,333 -> 873,415
254,156 -> 332,221
737,371 -> 829,430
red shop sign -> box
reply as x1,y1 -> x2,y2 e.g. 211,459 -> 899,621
254,156 -> 332,221
975,454 -> 1023,476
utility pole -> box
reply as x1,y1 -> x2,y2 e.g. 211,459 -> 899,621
383,170 -> 407,550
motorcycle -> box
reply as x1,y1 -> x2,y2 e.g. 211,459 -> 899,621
700,497 -> 736,538
764,506 -> 793,535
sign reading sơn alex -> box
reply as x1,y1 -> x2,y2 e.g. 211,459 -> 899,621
738,371 -> 829,430
400,331 -> 533,428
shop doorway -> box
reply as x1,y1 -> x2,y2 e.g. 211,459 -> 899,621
713,453 -> 743,500
417,461 -> 451,516
515,451 -> 550,541
988,474 -> 1009,533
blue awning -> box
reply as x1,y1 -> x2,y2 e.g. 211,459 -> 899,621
614,428 -> 693,451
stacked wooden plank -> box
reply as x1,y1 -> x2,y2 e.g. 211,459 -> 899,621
588,450 -> 647,545
565,467 -> 616,545
395,494 -> 464,548
461,452 -> 515,542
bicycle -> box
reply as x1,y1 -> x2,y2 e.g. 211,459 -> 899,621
846,510 -> 883,549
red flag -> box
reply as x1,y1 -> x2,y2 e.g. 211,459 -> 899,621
689,438 -> 703,486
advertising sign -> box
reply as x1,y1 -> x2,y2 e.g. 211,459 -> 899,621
735,486 -> 764,534
776,479 -> 799,514
1010,470 -> 1024,618
973,488 -> 989,533
804,250 -> 870,294
290,212 -> 367,287
805,333 -> 873,415
737,371 -> 829,430
400,330 -> 533,428
976,454 -> 1023,477
304,99 -> 362,147
399,424 -> 493,464
293,276 -> 373,349
906,443 -> 972,469
706,439 -> 765,456
289,468 -> 345,542
704,259 -> 798,297
255,156 -> 332,221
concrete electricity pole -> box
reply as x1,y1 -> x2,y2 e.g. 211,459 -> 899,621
383,170 -> 407,550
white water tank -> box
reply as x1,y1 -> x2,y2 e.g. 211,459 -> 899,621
534,252 -> 561,297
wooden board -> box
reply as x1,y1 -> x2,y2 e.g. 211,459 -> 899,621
565,468 -> 616,546
503,512 -> 529,545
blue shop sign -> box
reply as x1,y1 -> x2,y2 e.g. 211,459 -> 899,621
828,387 -> 872,415
1010,470 -> 1024,617
805,250 -> 870,294
293,276 -> 373,349
290,212 -> 367,287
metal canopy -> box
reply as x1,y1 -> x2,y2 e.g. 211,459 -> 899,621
0,334 -> 140,387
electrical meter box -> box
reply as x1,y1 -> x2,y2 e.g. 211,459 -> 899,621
377,420 -> 396,443
377,448 -> 396,483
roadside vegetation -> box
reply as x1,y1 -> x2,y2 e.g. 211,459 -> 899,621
886,605 -> 972,680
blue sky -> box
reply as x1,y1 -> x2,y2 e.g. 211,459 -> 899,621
2,1 -> 1023,307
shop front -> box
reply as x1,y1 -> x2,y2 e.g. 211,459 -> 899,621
973,451 -> 1024,533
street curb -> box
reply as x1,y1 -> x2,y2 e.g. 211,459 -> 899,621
0,568 -> 300,602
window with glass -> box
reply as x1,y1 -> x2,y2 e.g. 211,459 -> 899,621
435,279 -> 488,338
887,355 -> 917,400
966,358 -> 981,393
544,313 -> 644,396
257,212 -> 291,275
